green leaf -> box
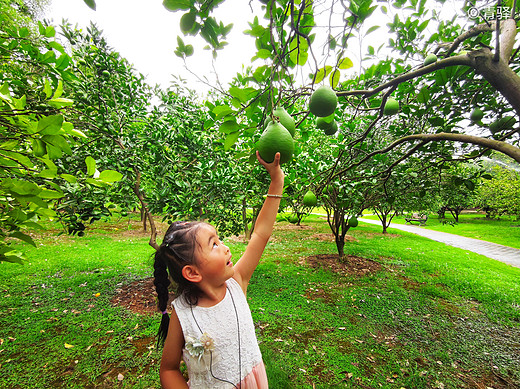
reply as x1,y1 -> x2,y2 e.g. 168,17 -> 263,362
163,0 -> 191,11
417,86 -> 429,104
85,156 -> 96,176
212,105 -> 233,119
99,170 -> 123,183
45,143 -> 62,159
19,27 -> 29,38
52,80 -> 64,99
176,36 -> 185,49
2,150 -> 33,168
228,87 -> 255,103
49,41 -> 65,54
38,21 -> 46,36
224,131 -> 240,151
86,178 -> 107,187
256,49 -> 271,59
314,66 -> 332,83
55,54 -> 70,71
43,80 -> 52,99
7,180 -> 41,196
218,119 -> 240,134
289,37 -> 308,66
38,169 -> 58,179
329,69 -> 340,89
38,115 -> 63,135
435,69 -> 449,86
39,189 -> 64,199
203,119 -> 215,130
60,174 -> 77,183
0,250 -> 25,264
328,35 -> 337,50
337,57 -> 353,70
45,26 -> 56,38
48,97 -> 74,108
464,179 -> 475,191
366,25 -> 380,34
42,135 -> 72,155
83,0 -> 96,10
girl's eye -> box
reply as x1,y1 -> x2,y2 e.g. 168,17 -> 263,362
213,242 -> 218,248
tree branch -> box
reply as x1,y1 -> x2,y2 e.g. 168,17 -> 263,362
445,21 -> 495,56
336,55 -> 472,99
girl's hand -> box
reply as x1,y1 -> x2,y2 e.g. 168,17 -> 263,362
256,151 -> 284,181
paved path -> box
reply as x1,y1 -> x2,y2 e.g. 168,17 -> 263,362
358,217 -> 520,269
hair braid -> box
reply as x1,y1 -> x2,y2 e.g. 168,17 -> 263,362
153,249 -> 171,346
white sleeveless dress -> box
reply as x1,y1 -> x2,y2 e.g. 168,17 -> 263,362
172,278 -> 268,388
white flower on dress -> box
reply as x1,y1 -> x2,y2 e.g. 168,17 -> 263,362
185,332 -> 215,360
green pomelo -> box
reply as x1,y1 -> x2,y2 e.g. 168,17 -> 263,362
423,53 -> 438,66
348,217 -> 358,228
324,184 -> 334,195
289,215 -> 299,224
303,190 -> 317,207
316,115 -> 333,129
264,107 -> 296,137
383,98 -> 399,115
180,12 -> 196,33
309,86 -> 338,117
257,122 -> 294,164
489,116 -> 516,134
324,121 -> 338,135
470,108 -> 484,122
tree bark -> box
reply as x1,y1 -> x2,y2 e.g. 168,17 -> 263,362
132,169 -> 159,250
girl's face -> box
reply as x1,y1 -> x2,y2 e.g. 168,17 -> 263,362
194,224 -> 234,284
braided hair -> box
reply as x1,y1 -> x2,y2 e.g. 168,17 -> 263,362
153,220 -> 207,346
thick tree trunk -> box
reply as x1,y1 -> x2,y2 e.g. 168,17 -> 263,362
336,237 -> 345,258
470,47 -> 520,118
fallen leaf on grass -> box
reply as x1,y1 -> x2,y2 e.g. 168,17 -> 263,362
64,343 -> 74,349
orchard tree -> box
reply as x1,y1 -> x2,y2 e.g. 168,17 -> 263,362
0,14 -> 121,262
435,162 -> 483,222
476,164 -> 520,219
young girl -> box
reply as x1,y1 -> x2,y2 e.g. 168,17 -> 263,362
154,151 -> 284,388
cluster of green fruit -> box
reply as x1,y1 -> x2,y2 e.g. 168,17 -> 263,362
309,85 -> 339,135
469,107 -> 516,138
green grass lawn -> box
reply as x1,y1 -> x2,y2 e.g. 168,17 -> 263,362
362,212 -> 520,249
0,214 -> 519,388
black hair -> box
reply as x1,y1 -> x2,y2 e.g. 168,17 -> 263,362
153,220 -> 207,346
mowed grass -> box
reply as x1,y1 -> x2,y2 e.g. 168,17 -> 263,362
0,214 -> 519,388
364,212 -> 520,249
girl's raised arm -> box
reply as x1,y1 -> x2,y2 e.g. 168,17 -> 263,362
234,151 -> 284,294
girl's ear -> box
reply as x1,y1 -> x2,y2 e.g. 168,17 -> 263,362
182,265 -> 202,283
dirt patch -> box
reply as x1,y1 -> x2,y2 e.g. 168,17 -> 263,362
308,233 -> 357,242
110,277 -> 172,315
275,223 -> 314,231
303,254 -> 382,277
